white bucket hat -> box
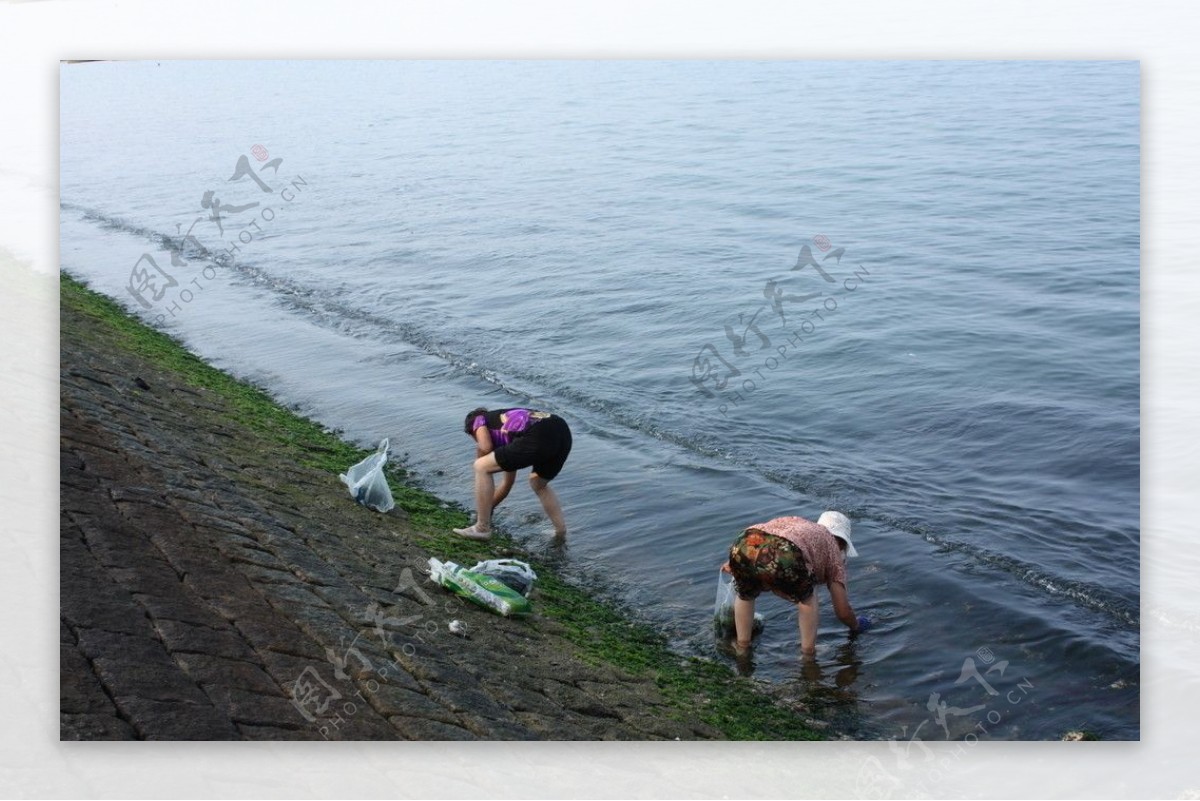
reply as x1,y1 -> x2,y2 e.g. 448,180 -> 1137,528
818,510 -> 857,557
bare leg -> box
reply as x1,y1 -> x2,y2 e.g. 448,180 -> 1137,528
797,593 -> 819,657
529,474 -> 567,536
473,452 -> 502,531
733,595 -> 756,651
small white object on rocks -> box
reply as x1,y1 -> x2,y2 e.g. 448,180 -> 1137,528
449,620 -> 467,637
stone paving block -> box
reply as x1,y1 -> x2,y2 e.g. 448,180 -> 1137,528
216,541 -> 293,572
72,517 -> 153,570
577,680 -> 663,713
59,579 -> 151,637
232,616 -> 327,660
460,716 -> 541,741
75,448 -> 132,482
361,683 -> 460,726
108,485 -> 170,506
236,723 -> 324,741
262,544 -> 345,588
237,561 -> 304,585
255,650 -> 339,693
616,710 -> 698,740
60,645 -> 119,715
152,619 -> 259,661
258,508 -> 313,533
59,487 -> 109,514
354,654 -> 423,694
64,366 -> 115,387
311,585 -> 379,619
237,521 -> 297,548
60,448 -> 86,473
539,679 -> 622,719
111,697 -> 238,740
283,603 -> 365,649
513,711 -> 616,741
256,520 -> 303,542
389,649 -> 479,687
478,680 -> 562,716
203,685 -> 309,730
390,716 -> 477,741
212,530 -> 277,554
103,544 -> 184,583
60,713 -> 138,741
313,636 -> 398,684
112,502 -> 198,538
180,514 -> 253,537
172,652 -> 283,697
422,682 -> 515,722
150,536 -> 229,575
252,587 -> 328,619
74,629 -> 169,664
307,705 -> 399,741
162,484 -> 213,506
61,428 -> 124,461
199,592 -> 270,626
92,658 -> 211,706
130,592 -> 228,629
302,541 -> 377,577
180,571 -> 258,606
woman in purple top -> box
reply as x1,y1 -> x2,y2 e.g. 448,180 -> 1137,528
453,407 -> 573,540
722,510 -> 871,656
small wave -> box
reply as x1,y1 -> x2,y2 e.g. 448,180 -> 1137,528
888,515 -> 1138,627
62,202 -> 293,296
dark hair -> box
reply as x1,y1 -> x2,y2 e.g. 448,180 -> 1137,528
464,407 -> 489,436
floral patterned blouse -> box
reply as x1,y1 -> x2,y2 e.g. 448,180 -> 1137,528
747,516 -> 848,585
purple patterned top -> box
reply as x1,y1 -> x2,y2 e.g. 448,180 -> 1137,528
470,408 -> 542,448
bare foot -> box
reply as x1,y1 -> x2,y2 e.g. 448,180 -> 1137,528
452,523 -> 491,540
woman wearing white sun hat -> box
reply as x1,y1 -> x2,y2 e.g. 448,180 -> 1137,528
722,510 -> 871,656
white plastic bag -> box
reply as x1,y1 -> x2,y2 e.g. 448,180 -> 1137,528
714,569 -> 737,632
469,559 -> 537,597
713,569 -> 764,637
339,438 -> 395,513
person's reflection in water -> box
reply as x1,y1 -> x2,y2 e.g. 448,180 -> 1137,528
734,645 -> 755,677
715,632 -> 759,677
798,642 -> 863,699
830,642 -> 863,692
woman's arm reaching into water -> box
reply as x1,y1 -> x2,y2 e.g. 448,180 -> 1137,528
493,470 -> 516,508
473,425 -> 494,456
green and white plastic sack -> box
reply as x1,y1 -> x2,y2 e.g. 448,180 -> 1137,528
468,558 -> 537,597
429,558 -> 532,617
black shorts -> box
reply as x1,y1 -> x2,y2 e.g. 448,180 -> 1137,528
493,414 -> 572,480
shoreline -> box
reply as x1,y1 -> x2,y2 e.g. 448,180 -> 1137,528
60,272 -> 844,740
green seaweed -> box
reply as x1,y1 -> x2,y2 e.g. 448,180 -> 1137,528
530,572 -> 827,740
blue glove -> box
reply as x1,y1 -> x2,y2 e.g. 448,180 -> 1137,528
855,615 -> 873,633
